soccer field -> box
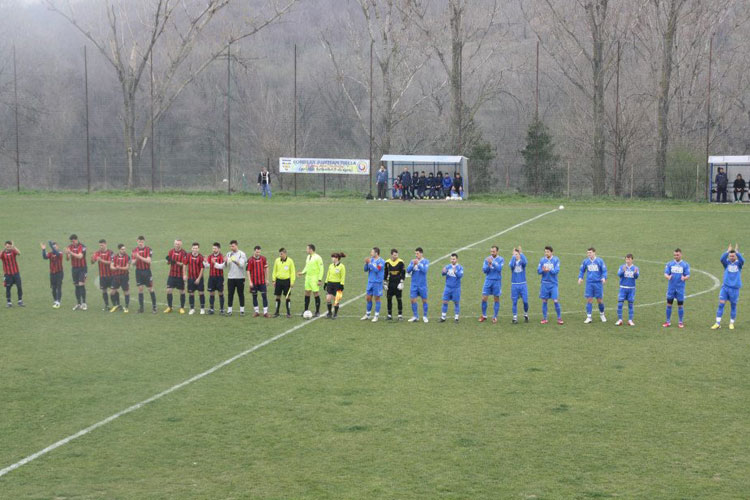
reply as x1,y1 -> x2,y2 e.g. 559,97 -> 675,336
1,193 -> 749,499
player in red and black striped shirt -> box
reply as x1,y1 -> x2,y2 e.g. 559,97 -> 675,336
2,241 -> 23,307
92,239 -> 114,310
206,242 -> 226,315
109,244 -> 131,313
246,245 -> 270,317
185,242 -> 206,315
132,236 -> 157,313
41,241 -> 64,308
165,239 -> 188,313
66,234 -> 88,310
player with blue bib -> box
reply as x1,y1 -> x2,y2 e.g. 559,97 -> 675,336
615,253 -> 639,326
407,247 -> 430,323
711,244 -> 744,330
578,247 -> 608,323
509,246 -> 529,324
361,247 -> 385,322
663,248 -> 690,328
479,245 -> 503,323
537,245 -> 563,325
441,253 -> 464,323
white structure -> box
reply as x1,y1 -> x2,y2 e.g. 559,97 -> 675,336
708,156 -> 750,202
380,155 -> 469,199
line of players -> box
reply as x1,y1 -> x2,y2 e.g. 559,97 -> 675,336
1,237 -> 745,328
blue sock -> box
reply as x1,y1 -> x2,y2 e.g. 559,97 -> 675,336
455,303 -> 460,315
375,301 -> 381,314
442,303 -> 448,314
482,300 -> 488,316
412,302 -> 418,317
523,302 -> 528,313
554,302 -> 561,319
666,305 -> 672,322
717,302 -> 725,320
366,301 -> 372,313
586,302 -> 592,315
730,302 -> 737,320
423,302 -> 428,316
678,306 -> 684,322
542,301 -> 548,319
628,302 -> 634,320
512,299 -> 517,316
617,301 -> 623,320
598,302 -> 605,313
493,301 -> 499,318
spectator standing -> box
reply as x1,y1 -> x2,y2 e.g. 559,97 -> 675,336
257,167 -> 272,198
376,165 -> 389,200
715,167 -> 728,202
733,174 -> 746,203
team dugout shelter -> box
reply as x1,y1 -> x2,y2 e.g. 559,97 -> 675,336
380,155 -> 469,199
709,155 -> 750,202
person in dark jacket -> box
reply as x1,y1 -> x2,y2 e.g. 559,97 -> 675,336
399,168 -> 412,201
415,171 -> 426,199
435,171 -> 443,198
376,165 -> 389,200
715,167 -> 728,202
425,172 -> 435,199
257,168 -> 272,198
452,172 -> 464,199
733,173 -> 746,203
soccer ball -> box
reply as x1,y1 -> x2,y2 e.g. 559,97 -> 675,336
303,310 -> 313,319
559,205 -> 564,210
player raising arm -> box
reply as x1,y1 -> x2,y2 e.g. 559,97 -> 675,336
712,244 -> 744,330
41,241 -> 64,308
66,234 -> 88,310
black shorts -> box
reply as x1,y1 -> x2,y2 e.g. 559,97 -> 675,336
3,273 -> 21,288
111,274 -> 130,291
187,278 -> 205,293
72,267 -> 87,284
135,269 -> 153,287
167,276 -> 185,290
387,281 -> 402,298
250,283 -> 267,294
208,276 -> 224,292
326,282 -> 343,295
274,278 -> 291,296
99,276 -> 112,290
50,272 -> 64,288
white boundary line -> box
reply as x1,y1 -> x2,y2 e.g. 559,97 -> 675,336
0,208 -> 559,479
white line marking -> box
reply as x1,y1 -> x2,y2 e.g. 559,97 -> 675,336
0,208 -> 560,479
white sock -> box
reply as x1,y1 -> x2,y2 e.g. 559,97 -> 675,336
240,307 -> 245,312
227,307 -> 232,313
263,307 -> 268,313
716,317 -> 721,324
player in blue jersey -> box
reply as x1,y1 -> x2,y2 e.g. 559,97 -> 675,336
361,247 -> 386,322
663,248 -> 690,328
407,247 -> 430,323
479,245 -> 503,323
615,253 -> 639,326
441,253 -> 464,323
538,245 -> 563,324
711,244 -> 744,330
578,247 -> 608,323
509,246 -> 529,324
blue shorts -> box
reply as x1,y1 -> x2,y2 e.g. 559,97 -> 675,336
482,280 -> 501,297
442,287 -> 461,303
618,287 -> 635,303
539,283 -> 558,300
719,286 -> 740,304
666,288 -> 685,302
410,285 -> 428,299
511,283 -> 528,303
585,282 -> 603,299
366,283 -> 383,297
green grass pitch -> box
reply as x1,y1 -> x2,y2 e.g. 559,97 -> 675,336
1,192 -> 749,498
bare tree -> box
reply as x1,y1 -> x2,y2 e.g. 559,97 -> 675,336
44,0 -> 297,188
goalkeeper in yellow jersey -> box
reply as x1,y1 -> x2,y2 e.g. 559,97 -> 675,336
297,243 -> 324,317
324,252 -> 346,319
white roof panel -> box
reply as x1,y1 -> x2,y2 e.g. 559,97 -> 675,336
380,155 -> 466,163
708,155 -> 750,164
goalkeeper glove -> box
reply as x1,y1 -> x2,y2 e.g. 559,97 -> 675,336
397,281 -> 403,290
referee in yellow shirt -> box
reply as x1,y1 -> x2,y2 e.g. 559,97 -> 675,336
325,252 -> 346,319
298,243 -> 324,317
272,248 -> 295,318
